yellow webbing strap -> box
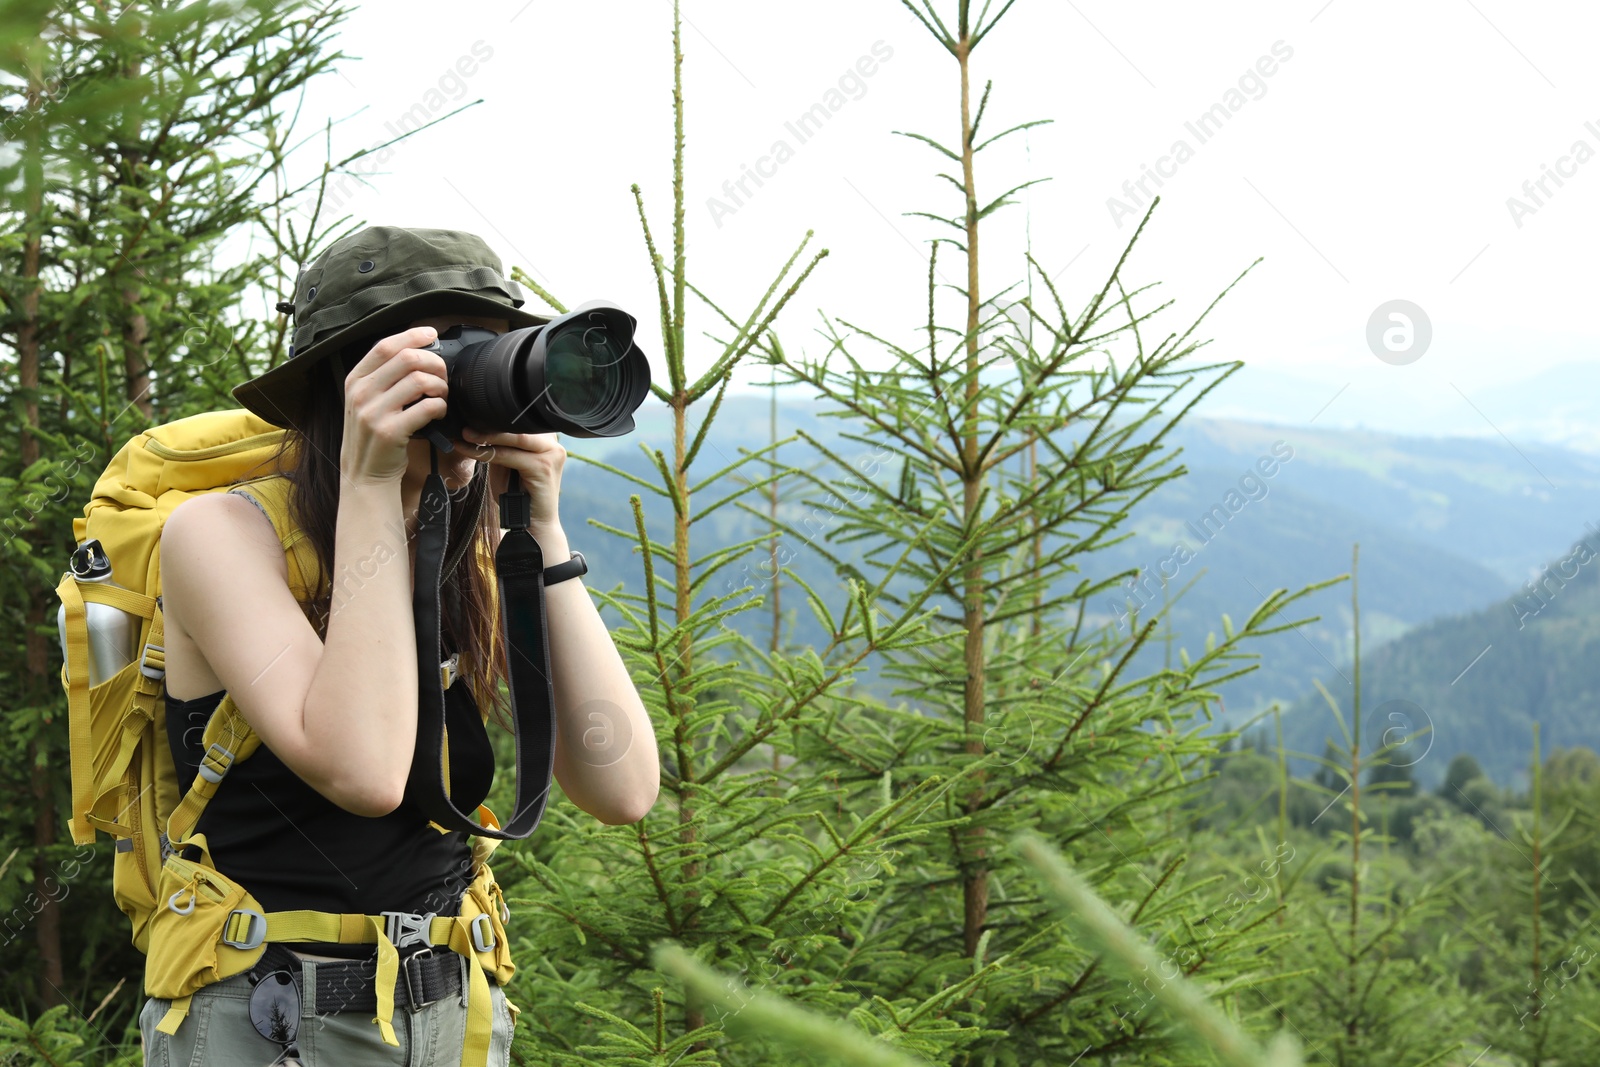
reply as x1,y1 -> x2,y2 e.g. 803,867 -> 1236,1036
58,574 -> 96,846
247,910 -> 459,946
155,994 -> 192,1036
83,813 -> 135,837
449,915 -> 495,1067
366,914 -> 402,1047
470,804 -> 505,869
77,581 -> 158,617
125,599 -> 167,794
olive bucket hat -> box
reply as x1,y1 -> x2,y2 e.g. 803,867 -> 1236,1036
232,225 -> 552,430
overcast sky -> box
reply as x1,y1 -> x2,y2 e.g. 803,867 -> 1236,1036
245,0 -> 1600,447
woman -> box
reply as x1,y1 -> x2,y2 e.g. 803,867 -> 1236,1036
140,227 -> 658,1066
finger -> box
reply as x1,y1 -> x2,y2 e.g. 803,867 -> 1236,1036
355,346 -> 451,402
375,367 -> 452,438
348,326 -> 439,383
388,391 -> 450,438
378,363 -> 450,418
463,429 -> 560,450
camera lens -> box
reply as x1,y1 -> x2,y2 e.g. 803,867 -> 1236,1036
422,302 -> 648,440
544,324 -> 621,422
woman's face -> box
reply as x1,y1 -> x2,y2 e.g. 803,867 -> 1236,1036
400,313 -> 510,491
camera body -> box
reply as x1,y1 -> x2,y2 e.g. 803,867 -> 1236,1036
412,300 -> 650,448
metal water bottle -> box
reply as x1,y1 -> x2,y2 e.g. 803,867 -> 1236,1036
57,539 -> 140,688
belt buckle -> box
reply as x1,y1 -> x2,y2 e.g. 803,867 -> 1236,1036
402,948 -> 437,1012
382,910 -> 436,950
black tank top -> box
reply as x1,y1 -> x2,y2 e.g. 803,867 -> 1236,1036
165,686 -> 491,959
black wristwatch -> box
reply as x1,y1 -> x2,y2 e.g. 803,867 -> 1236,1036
544,551 -> 587,586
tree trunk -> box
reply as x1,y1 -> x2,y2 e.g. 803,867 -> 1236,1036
119,53 -> 152,419
955,18 -> 989,961
1347,545 -> 1361,1044
673,388 -> 703,1038
31,730 -> 64,1009
19,61 -> 65,1010
123,284 -> 152,418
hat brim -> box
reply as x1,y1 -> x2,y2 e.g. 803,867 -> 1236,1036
232,290 -> 553,430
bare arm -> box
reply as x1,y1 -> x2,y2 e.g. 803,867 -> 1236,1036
299,479 -> 419,810
161,482 -> 419,816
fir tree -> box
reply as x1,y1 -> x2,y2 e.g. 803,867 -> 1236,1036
748,2 -> 1338,1061
1468,724 -> 1600,1066
1284,545 -> 1471,1065
0,0 -> 353,1033
1440,753 -> 1487,798
493,3 -> 970,1063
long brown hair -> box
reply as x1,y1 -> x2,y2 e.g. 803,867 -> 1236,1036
261,342 -> 511,733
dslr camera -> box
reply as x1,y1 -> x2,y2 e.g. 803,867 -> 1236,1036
411,299 -> 649,451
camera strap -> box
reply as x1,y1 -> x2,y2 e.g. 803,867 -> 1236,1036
404,446 -> 556,840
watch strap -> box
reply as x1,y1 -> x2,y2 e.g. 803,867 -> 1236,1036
544,550 -> 587,586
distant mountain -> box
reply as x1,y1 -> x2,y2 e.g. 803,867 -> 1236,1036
616,399 -> 1600,586
1158,417 -> 1600,586
1276,524 -> 1600,791
1084,417 -> 1600,719
566,397 -> 1600,755
1072,451 -> 1512,716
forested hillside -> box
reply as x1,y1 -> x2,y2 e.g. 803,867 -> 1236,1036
1278,521 -> 1600,789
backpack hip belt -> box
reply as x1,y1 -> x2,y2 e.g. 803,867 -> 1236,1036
147,830 -> 516,1067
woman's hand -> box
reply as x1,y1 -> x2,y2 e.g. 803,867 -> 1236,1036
341,326 -> 450,486
457,428 -> 565,530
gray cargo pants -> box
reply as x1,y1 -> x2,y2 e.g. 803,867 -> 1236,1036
137,952 -> 514,1066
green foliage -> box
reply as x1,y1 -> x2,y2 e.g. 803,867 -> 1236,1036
1014,832 -> 1306,1067
1256,549 -> 1471,1066
1367,755 -> 1417,798
655,941 -> 984,1066
730,0 -> 1343,1058
1441,753 -> 1487,798
0,1000 -> 140,1066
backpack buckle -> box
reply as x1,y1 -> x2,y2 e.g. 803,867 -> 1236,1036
140,641 -> 166,680
383,910 -> 436,950
222,908 -> 267,950
198,742 -> 235,784
469,913 -> 496,953
440,653 -> 460,690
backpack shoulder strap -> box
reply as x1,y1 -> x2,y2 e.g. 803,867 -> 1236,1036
227,475 -> 323,607
165,694 -> 263,848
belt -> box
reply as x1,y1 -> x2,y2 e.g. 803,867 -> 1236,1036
248,941 -> 464,1013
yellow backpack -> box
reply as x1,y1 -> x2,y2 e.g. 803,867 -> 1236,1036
56,408 -> 517,1067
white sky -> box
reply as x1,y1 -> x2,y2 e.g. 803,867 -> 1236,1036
242,0 -> 1600,444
